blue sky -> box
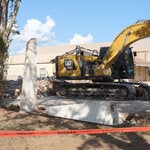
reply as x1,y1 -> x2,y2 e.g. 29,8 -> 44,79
9,0 -> 150,54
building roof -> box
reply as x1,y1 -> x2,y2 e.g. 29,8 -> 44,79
8,39 -> 150,66
8,42 -> 111,64
131,39 -> 150,52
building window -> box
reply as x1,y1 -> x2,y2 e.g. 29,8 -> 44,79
40,68 -> 46,78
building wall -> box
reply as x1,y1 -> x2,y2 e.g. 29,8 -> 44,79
134,66 -> 150,81
7,63 -> 55,80
37,63 -> 54,78
7,40 -> 150,81
7,64 -> 24,80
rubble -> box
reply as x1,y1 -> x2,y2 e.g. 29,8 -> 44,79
2,77 -> 55,99
37,77 -> 55,97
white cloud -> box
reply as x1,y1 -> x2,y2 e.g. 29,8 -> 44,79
9,16 -> 56,54
16,16 -> 55,42
69,33 -> 93,44
9,16 -> 94,55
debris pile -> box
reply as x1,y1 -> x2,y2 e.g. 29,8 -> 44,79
3,79 -> 22,99
37,77 -> 55,97
2,77 -> 55,99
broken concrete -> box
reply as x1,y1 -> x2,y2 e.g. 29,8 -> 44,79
117,101 -> 150,124
47,101 -> 117,125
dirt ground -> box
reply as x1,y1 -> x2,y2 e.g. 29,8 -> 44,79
0,108 -> 150,150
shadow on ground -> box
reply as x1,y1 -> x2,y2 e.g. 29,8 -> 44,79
0,108 -> 150,150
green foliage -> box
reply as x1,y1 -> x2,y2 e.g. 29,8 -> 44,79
5,104 -> 20,112
0,35 -> 8,91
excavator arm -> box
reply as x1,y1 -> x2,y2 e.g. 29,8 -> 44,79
101,20 -> 150,70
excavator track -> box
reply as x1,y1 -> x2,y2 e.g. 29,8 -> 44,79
53,81 -> 150,101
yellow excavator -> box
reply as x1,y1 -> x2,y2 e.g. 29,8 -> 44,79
51,19 -> 150,100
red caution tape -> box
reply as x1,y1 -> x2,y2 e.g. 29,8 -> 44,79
0,126 -> 150,138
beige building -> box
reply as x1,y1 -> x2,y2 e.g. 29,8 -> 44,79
7,39 -> 150,82
131,40 -> 150,82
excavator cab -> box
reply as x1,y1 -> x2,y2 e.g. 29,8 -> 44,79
99,47 -> 109,61
111,47 -> 135,79
98,46 -> 135,80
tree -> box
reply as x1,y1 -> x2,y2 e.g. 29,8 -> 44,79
0,0 -> 21,100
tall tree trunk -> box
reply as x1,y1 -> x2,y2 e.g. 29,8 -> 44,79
0,0 -> 21,102
0,35 -> 7,101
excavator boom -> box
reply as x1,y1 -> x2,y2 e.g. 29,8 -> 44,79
101,20 -> 150,69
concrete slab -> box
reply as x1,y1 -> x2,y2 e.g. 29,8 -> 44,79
47,101 -> 117,125
2,96 -> 150,125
